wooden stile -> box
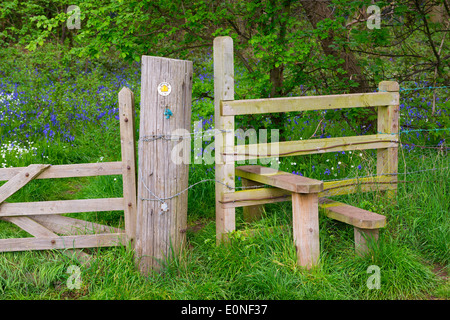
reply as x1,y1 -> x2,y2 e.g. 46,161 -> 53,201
213,36 -> 399,267
220,175 -> 395,209
354,227 -> 379,256
318,198 -> 386,229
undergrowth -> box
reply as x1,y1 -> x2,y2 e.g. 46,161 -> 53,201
0,44 -> 448,300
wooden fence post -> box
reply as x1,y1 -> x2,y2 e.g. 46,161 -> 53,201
377,81 -> 399,199
214,36 -> 236,244
118,87 -> 137,246
292,192 -> 320,269
136,56 -> 193,274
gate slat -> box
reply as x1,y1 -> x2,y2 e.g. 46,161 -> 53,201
0,233 -> 126,252
0,198 -> 125,217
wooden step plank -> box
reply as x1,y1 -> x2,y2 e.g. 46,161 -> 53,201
0,164 -> 51,204
0,198 -> 125,217
221,92 -> 399,116
319,197 -> 386,229
220,175 -> 395,208
29,215 -> 123,235
236,165 -> 323,194
0,233 -> 126,252
0,162 -> 123,182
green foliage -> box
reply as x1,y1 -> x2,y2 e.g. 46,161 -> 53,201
3,0 -> 448,138
0,0 -> 449,301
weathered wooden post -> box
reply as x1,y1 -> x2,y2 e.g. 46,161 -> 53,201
136,56 -> 193,274
214,36 -> 236,244
377,81 -> 399,200
118,87 -> 137,246
352,80 -> 399,256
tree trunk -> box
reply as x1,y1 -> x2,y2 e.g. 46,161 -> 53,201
270,65 -> 284,97
300,0 -> 375,133
300,0 -> 369,93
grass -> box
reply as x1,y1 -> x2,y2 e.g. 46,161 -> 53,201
0,44 -> 448,300
0,153 -> 447,300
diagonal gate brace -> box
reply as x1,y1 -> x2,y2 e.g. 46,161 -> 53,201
0,164 -> 91,262
0,164 -> 51,204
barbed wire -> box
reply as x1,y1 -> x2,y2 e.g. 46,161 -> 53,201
399,85 -> 449,92
138,129 -> 233,142
399,128 -> 450,134
138,164 -> 449,206
401,142 -> 448,150
322,166 -> 450,182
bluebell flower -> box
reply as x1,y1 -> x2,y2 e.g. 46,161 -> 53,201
97,111 -> 106,120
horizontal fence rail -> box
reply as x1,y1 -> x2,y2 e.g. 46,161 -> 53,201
223,134 -> 399,161
1,215 -> 122,236
0,162 -> 123,182
0,233 -> 127,252
221,92 -> 399,116
0,198 -> 125,217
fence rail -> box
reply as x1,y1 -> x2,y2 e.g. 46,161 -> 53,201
0,162 -> 123,181
224,134 -> 398,161
221,91 -> 399,116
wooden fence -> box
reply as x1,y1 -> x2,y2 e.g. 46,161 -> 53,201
214,36 -> 399,244
0,87 -> 137,256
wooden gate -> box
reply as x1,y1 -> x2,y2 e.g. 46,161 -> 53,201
0,87 -> 137,256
